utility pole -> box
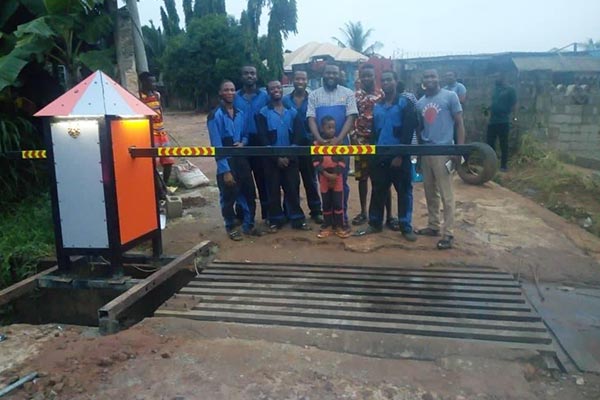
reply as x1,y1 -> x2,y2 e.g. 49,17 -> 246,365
125,0 -> 149,73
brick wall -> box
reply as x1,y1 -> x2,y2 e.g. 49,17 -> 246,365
393,56 -> 600,168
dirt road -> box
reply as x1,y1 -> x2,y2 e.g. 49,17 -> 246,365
1,112 -> 599,399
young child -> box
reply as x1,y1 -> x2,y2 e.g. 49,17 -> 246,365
313,116 -> 351,238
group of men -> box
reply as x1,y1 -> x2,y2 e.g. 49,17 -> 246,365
139,60 -> 514,249
203,63 -> 467,250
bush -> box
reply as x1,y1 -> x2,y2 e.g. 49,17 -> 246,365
0,193 -> 54,289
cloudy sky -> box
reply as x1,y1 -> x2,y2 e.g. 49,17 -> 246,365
132,0 -> 599,57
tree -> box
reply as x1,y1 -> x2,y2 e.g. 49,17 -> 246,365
193,0 -> 226,18
332,21 -> 383,56
240,0 -> 297,81
141,20 -> 165,77
161,14 -> 245,109
182,0 -> 193,28
1,0 -> 115,90
160,0 -> 181,37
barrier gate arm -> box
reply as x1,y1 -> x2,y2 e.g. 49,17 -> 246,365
3,142 -> 498,184
127,144 -> 480,158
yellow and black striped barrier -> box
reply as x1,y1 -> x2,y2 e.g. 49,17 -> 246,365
158,146 -> 216,157
21,150 -> 47,159
310,145 -> 375,155
130,144 -> 473,158
5,142 -> 499,184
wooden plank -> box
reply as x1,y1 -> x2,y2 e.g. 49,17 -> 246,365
98,241 -> 213,321
154,309 -> 553,344
187,282 -> 525,303
0,266 -> 58,307
175,293 -> 540,321
179,287 -> 531,310
195,274 -> 522,294
201,268 -> 521,287
190,302 -> 547,332
211,261 -> 505,274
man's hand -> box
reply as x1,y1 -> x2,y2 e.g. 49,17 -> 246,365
391,156 -> 403,168
329,136 -> 342,145
223,171 -> 236,186
323,171 -> 338,189
452,156 -> 462,168
277,157 -> 289,168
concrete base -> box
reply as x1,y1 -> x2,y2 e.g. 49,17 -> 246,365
166,195 -> 183,218
146,317 -> 553,366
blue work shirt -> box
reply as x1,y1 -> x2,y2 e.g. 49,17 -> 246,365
256,103 -> 301,147
282,92 -> 311,143
234,89 -> 269,137
373,95 -> 415,146
207,104 -> 247,175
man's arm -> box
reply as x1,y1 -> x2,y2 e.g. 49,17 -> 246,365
306,92 -> 324,143
207,114 -> 231,175
454,84 -> 466,104
453,112 -> 465,145
291,111 -> 304,146
308,117 -> 323,143
332,89 -> 358,144
401,99 -> 418,145
332,114 -> 356,145
254,112 -> 269,147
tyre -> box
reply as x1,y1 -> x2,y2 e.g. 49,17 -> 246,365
458,142 -> 498,185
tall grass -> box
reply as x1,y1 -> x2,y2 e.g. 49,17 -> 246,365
498,134 -> 600,237
0,193 -> 54,289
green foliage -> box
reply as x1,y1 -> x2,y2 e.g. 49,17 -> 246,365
264,0 -> 296,80
183,0 -> 193,28
0,193 -> 54,290
162,14 -> 245,108
160,0 -> 181,37
498,134 -> 600,237
194,0 -> 226,18
332,21 -> 383,56
142,21 -> 165,77
0,0 -> 114,91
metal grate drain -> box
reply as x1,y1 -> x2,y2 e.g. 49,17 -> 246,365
156,261 -> 554,350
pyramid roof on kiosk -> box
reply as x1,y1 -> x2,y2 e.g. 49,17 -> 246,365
35,71 -> 156,117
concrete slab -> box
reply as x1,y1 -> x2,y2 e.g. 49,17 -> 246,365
524,283 -> 600,373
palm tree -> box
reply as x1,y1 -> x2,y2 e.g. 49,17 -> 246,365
332,21 -> 383,56
241,0 -> 297,80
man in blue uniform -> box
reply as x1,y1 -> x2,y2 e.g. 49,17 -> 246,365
256,80 -> 311,232
355,71 -> 418,241
282,70 -> 323,224
208,80 -> 263,240
233,65 -> 270,220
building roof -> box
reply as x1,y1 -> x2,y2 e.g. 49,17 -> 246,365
35,71 -> 156,117
511,55 -> 600,72
284,41 -> 368,71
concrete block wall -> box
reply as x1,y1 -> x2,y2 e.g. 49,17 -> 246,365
394,57 -> 600,168
541,93 -> 600,165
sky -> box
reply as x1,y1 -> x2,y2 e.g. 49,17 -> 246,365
132,0 -> 600,58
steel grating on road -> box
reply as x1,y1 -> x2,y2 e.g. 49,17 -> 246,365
155,261 -> 555,351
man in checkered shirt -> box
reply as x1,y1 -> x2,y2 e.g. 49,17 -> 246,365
307,62 -> 358,227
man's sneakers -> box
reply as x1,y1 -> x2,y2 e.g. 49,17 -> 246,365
415,227 -> 441,237
417,227 -> 453,249
311,214 -> 324,224
437,235 -> 454,250
402,230 -> 418,242
351,213 -> 367,226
